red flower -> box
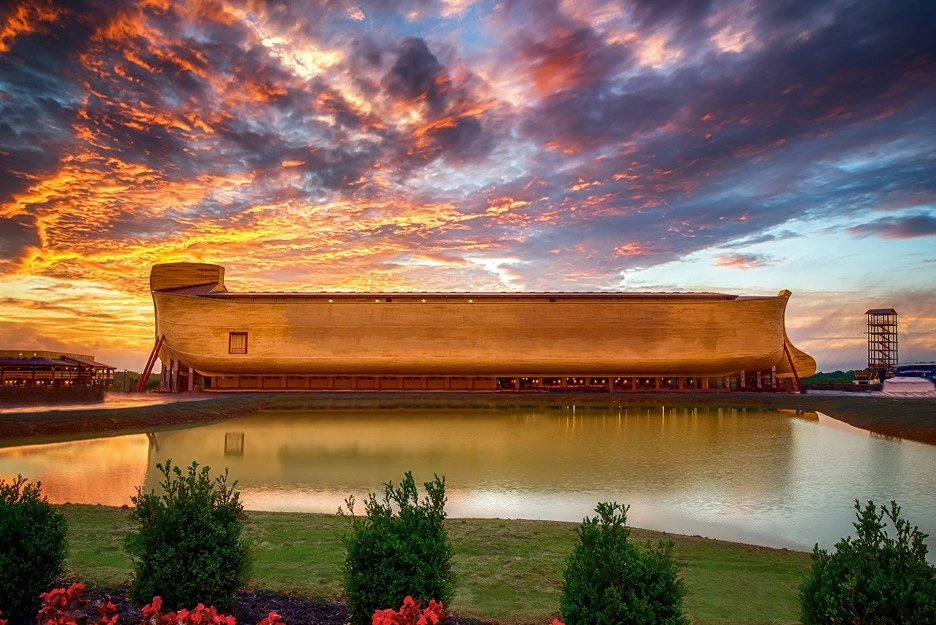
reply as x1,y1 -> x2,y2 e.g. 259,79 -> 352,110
424,599 -> 445,624
256,612 -> 282,625
35,584 -> 115,625
371,597 -> 446,625
142,597 -> 164,620
371,609 -> 398,625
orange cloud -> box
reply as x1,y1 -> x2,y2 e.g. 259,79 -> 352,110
409,253 -> 468,267
0,1 -> 62,53
614,242 -> 644,258
485,197 -> 530,215
713,253 -> 772,270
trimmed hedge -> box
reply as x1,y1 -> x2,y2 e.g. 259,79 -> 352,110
341,472 -> 455,625
0,476 -> 68,625
125,460 -> 250,611
800,500 -> 936,624
560,502 -> 687,625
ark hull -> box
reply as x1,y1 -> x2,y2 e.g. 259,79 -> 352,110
149,263 -> 816,392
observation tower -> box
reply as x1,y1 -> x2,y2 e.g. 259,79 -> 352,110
865,308 -> 898,383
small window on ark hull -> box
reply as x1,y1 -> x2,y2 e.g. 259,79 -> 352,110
229,332 -> 248,354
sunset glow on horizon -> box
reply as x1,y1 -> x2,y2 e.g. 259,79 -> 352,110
1,0 -> 934,372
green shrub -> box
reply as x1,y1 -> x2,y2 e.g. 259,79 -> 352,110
559,502 -> 687,625
799,499 -> 936,624
125,459 -> 250,611
340,471 -> 455,625
0,475 -> 68,625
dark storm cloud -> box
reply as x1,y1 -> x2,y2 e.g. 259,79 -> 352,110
517,27 -> 631,95
350,36 -> 385,71
1,0 -> 934,293
523,76 -> 683,151
294,142 -> 387,191
74,28 -> 278,174
2,0 -> 495,220
0,214 -> 39,265
848,214 -> 936,240
335,35 -> 497,171
744,3 -> 936,121
382,37 -> 449,115
430,116 -> 484,160
68,3 -> 390,198
0,91 -> 76,198
628,0 -> 717,26
363,0 -> 435,10
500,0 -> 936,272
0,0 -> 223,187
524,2 -> 936,157
0,3 -> 96,197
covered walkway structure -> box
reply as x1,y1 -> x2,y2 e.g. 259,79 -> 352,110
0,350 -> 115,388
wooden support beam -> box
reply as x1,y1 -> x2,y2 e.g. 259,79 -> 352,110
783,341 -> 803,393
137,334 -> 164,392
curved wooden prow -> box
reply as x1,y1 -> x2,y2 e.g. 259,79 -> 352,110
776,289 -> 817,388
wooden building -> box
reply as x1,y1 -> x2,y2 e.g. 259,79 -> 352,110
0,350 -> 115,388
147,263 -> 816,393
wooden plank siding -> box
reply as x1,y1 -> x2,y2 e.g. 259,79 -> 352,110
150,263 -> 816,392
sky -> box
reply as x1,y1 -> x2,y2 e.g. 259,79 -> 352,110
1,0 -> 934,373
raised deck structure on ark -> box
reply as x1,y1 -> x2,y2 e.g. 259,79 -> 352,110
147,262 -> 816,393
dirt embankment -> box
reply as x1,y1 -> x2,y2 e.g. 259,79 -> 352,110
0,391 -> 934,446
628,392 -> 936,445
792,394 -> 936,445
0,394 -> 281,446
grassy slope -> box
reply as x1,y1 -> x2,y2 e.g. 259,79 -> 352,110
59,504 -> 810,625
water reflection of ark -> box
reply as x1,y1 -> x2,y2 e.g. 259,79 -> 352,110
140,407 -> 822,521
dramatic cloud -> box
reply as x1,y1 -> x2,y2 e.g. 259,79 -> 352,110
382,37 -> 449,114
848,214 -> 936,239
0,0 -> 934,370
713,253 -> 773,270
0,214 -> 39,269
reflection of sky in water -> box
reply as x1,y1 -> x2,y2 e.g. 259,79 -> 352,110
1,404 -> 935,560
0,435 -> 150,507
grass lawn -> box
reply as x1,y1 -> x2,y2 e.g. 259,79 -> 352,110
58,504 -> 810,625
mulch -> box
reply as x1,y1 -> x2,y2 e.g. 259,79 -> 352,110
78,586 -> 347,625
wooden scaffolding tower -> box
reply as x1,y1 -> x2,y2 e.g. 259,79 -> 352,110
865,308 -> 898,382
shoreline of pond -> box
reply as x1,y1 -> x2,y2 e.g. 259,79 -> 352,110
0,390 -> 934,447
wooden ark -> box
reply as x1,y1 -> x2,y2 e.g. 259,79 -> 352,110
148,262 -> 816,392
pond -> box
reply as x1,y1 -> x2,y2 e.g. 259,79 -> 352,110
2,402 -> 935,559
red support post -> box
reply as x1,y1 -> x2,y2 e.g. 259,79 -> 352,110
783,341 -> 802,393
137,334 -> 165,392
